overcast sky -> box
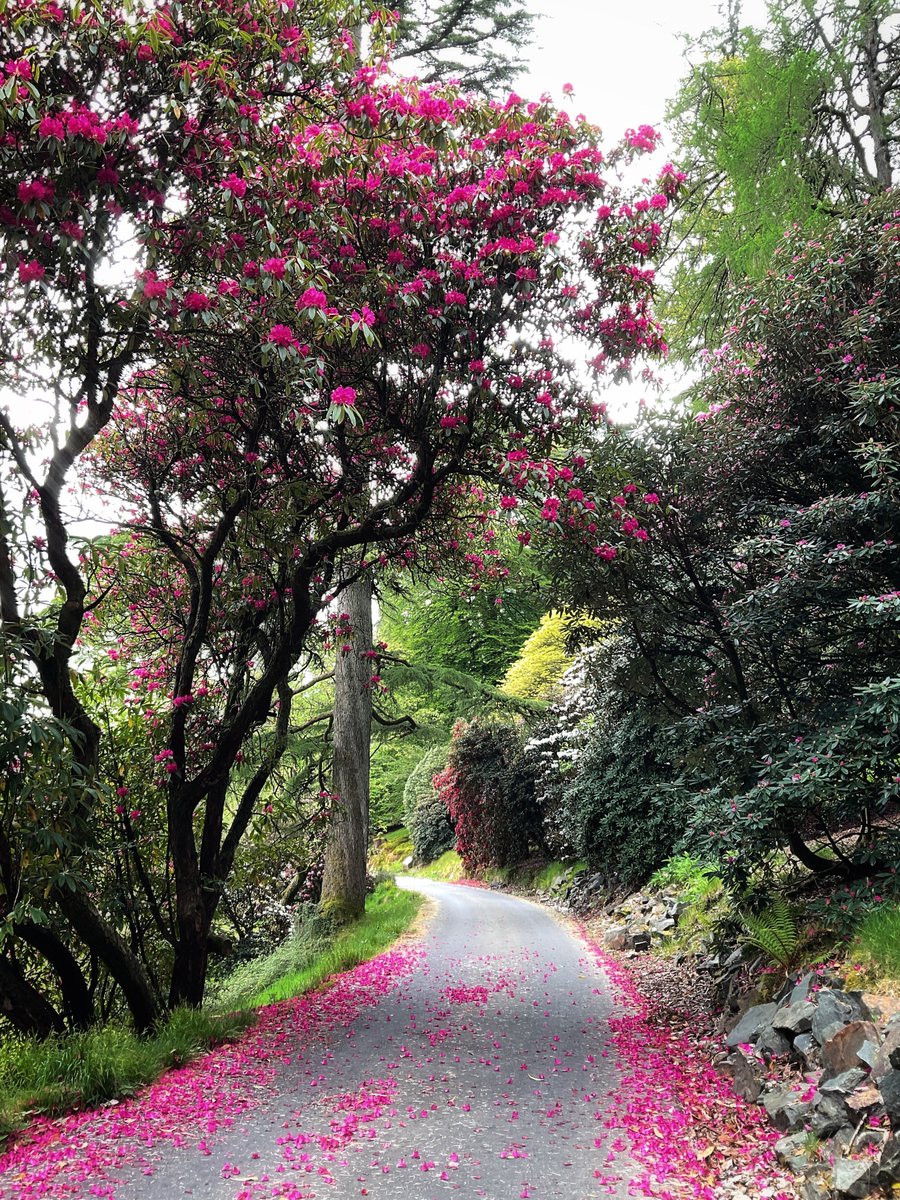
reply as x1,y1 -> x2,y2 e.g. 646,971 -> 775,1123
511,0 -> 765,413
520,0 -> 768,150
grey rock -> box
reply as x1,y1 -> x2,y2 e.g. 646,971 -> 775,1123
877,1134 -> 900,1185
763,1088 -> 814,1132
775,1132 -> 812,1170
880,1067 -> 900,1127
872,1024 -> 900,1079
831,1155 -> 876,1197
718,1049 -> 762,1103
773,999 -> 816,1035
858,1038 -> 880,1069
603,925 -> 628,950
790,971 -> 816,1005
820,1067 -> 868,1095
648,916 -> 675,934
793,1032 -> 818,1067
812,990 -> 853,1044
821,1020 -> 882,1076
811,1093 -> 852,1137
828,1125 -> 861,1155
844,990 -> 873,1020
627,931 -> 651,953
726,1002 -> 779,1049
757,1023 -> 793,1059
800,1166 -> 832,1200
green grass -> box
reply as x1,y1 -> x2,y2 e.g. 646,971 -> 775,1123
250,880 -> 422,1005
0,1006 -> 250,1143
0,880 -> 424,1148
849,905 -> 900,982
211,905 -> 330,1012
368,827 -> 414,872
413,849 -> 464,881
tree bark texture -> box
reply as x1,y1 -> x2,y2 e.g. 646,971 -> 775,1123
0,956 -> 65,1038
320,577 -> 373,921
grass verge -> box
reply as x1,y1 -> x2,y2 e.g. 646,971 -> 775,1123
249,879 -> 422,1005
413,849 -> 464,881
0,880 -> 423,1148
0,1007 -> 250,1144
847,905 -> 900,985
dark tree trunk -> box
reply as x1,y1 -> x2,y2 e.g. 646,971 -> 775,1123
61,889 -> 160,1033
320,577 -> 373,922
167,803 -> 211,1009
0,957 -> 65,1038
14,921 -> 94,1029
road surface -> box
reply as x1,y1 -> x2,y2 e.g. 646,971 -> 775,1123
3,879 -> 637,1200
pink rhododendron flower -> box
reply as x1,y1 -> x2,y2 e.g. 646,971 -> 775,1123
267,324 -> 296,347
330,386 -> 357,406
18,179 -> 54,204
18,259 -> 45,283
183,291 -> 212,312
38,114 -> 66,139
221,172 -> 247,198
297,286 -> 328,308
143,275 -> 171,299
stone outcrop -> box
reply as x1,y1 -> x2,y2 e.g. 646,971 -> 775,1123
718,978 -> 900,1198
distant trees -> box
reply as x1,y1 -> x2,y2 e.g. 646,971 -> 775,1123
391,0 -> 535,93
534,197 -> 900,889
663,0 -> 900,353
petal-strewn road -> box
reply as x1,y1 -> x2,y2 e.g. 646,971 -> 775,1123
2,880 -> 638,1200
124,878 -> 632,1199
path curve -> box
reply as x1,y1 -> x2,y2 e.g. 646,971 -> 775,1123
2,880 -> 636,1200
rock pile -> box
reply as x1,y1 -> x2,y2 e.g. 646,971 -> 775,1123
594,886 -> 686,951
719,975 -> 900,1198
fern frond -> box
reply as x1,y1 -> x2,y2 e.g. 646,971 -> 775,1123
741,897 -> 799,968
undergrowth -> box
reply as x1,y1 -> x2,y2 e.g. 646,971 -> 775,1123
0,880 -> 423,1148
648,854 -> 722,903
368,827 -> 414,872
0,1007 -> 250,1144
249,880 -> 422,1005
212,905 -> 329,1011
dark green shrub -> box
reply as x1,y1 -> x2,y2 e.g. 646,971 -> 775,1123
558,706 -> 689,889
435,721 -> 540,871
403,743 -> 454,863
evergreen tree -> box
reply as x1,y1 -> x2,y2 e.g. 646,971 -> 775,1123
391,0 -> 535,95
662,0 -> 900,355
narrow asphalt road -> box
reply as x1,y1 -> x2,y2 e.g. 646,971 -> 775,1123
4,880 -> 638,1200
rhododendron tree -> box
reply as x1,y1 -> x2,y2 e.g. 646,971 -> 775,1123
0,0 -> 677,1016
435,720 -> 539,871
538,196 -> 900,892
87,80 -> 674,1000
0,0 -> 386,1029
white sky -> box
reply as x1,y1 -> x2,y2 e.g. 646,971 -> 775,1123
520,0 -> 768,142
512,0 -> 767,415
